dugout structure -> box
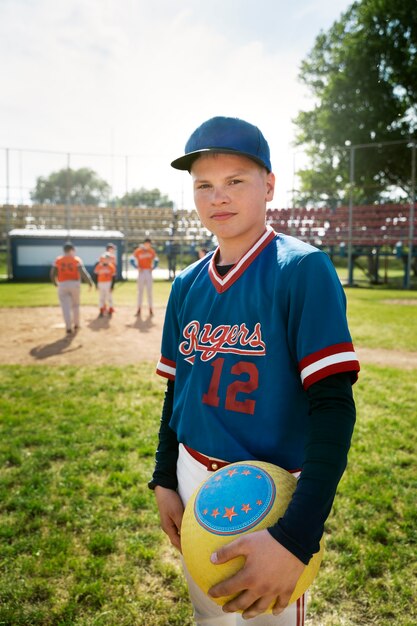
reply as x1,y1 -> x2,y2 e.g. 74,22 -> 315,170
8,229 -> 124,281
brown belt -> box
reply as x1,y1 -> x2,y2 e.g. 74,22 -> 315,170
184,445 -> 230,471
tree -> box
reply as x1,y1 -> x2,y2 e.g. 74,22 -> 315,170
293,0 -> 417,206
116,187 -> 174,208
31,167 -> 111,205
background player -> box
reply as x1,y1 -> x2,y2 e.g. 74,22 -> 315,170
131,238 -> 158,317
94,253 -> 116,317
50,242 -> 94,334
149,116 -> 360,625
98,243 -> 117,290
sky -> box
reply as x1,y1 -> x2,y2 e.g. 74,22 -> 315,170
0,0 -> 354,209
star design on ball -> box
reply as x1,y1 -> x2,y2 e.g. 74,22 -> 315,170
223,506 -> 238,522
194,464 -> 277,535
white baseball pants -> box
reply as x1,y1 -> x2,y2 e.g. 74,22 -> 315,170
57,280 -> 80,331
137,269 -> 153,308
98,281 -> 113,309
177,444 -> 307,626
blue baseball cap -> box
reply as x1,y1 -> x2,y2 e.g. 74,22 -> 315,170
171,116 -> 272,172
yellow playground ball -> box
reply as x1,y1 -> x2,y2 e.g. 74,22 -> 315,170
181,460 -> 324,611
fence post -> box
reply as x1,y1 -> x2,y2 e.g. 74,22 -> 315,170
347,145 -> 355,287
124,155 -> 129,278
65,153 -> 71,231
5,148 -> 12,279
405,141 -> 415,290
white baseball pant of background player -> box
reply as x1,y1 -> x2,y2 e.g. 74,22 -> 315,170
98,281 -> 113,310
137,268 -> 153,309
177,444 -> 307,626
58,280 -> 80,330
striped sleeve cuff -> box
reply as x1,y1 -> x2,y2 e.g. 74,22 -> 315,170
299,342 -> 360,390
156,355 -> 176,380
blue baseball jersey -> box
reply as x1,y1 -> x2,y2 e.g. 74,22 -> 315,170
156,227 -> 360,471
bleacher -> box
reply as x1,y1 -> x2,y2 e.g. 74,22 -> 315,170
1,203 -> 415,255
266,204 -> 416,249
0,204 -> 212,253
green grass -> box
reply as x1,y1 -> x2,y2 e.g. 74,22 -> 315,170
0,280 -> 172,308
310,364 -> 417,626
346,288 -> 417,351
1,363 -> 416,625
0,364 -> 193,626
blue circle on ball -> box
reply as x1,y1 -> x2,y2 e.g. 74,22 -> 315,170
194,464 -> 276,535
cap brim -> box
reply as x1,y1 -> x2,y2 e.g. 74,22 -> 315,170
171,148 -> 270,172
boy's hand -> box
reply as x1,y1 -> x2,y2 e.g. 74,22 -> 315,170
209,529 -> 305,619
154,486 -> 184,552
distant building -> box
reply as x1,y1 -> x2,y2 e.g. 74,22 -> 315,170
8,229 -> 124,281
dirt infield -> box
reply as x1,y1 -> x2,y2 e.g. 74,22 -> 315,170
0,306 -> 163,366
0,306 -> 416,369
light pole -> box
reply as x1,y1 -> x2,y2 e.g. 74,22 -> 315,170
347,143 -> 355,287
5,148 -> 12,279
65,153 -> 71,232
406,141 -> 416,289
124,155 -> 129,278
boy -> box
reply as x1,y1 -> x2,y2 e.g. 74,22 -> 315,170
94,253 -> 116,317
149,116 -> 360,625
132,238 -> 158,317
50,242 -> 94,334
98,243 -> 117,290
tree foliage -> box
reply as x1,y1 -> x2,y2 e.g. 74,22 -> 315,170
116,187 -> 174,208
294,0 -> 417,206
31,169 -> 174,209
31,167 -> 111,205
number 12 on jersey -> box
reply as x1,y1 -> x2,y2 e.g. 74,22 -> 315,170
202,357 -> 259,415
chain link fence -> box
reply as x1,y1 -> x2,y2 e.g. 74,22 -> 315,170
1,141 -> 416,287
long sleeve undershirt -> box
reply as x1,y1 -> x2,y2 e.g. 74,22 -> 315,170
267,372 -> 356,563
148,372 -> 356,565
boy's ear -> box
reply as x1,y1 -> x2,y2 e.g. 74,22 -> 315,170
265,172 -> 275,202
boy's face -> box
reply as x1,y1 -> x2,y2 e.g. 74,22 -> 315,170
191,153 -> 275,248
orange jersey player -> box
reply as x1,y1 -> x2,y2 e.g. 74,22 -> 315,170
98,243 -> 118,290
50,242 -> 94,334
99,242 -> 117,266
132,240 -> 156,270
54,254 -> 83,282
94,254 -> 116,317
131,238 -> 157,317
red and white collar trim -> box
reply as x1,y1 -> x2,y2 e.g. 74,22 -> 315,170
208,226 -> 276,293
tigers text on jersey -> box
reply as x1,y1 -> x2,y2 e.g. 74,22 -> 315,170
156,227 -> 360,471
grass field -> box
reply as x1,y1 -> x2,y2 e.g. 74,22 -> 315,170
0,280 -> 173,309
0,283 -> 416,625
